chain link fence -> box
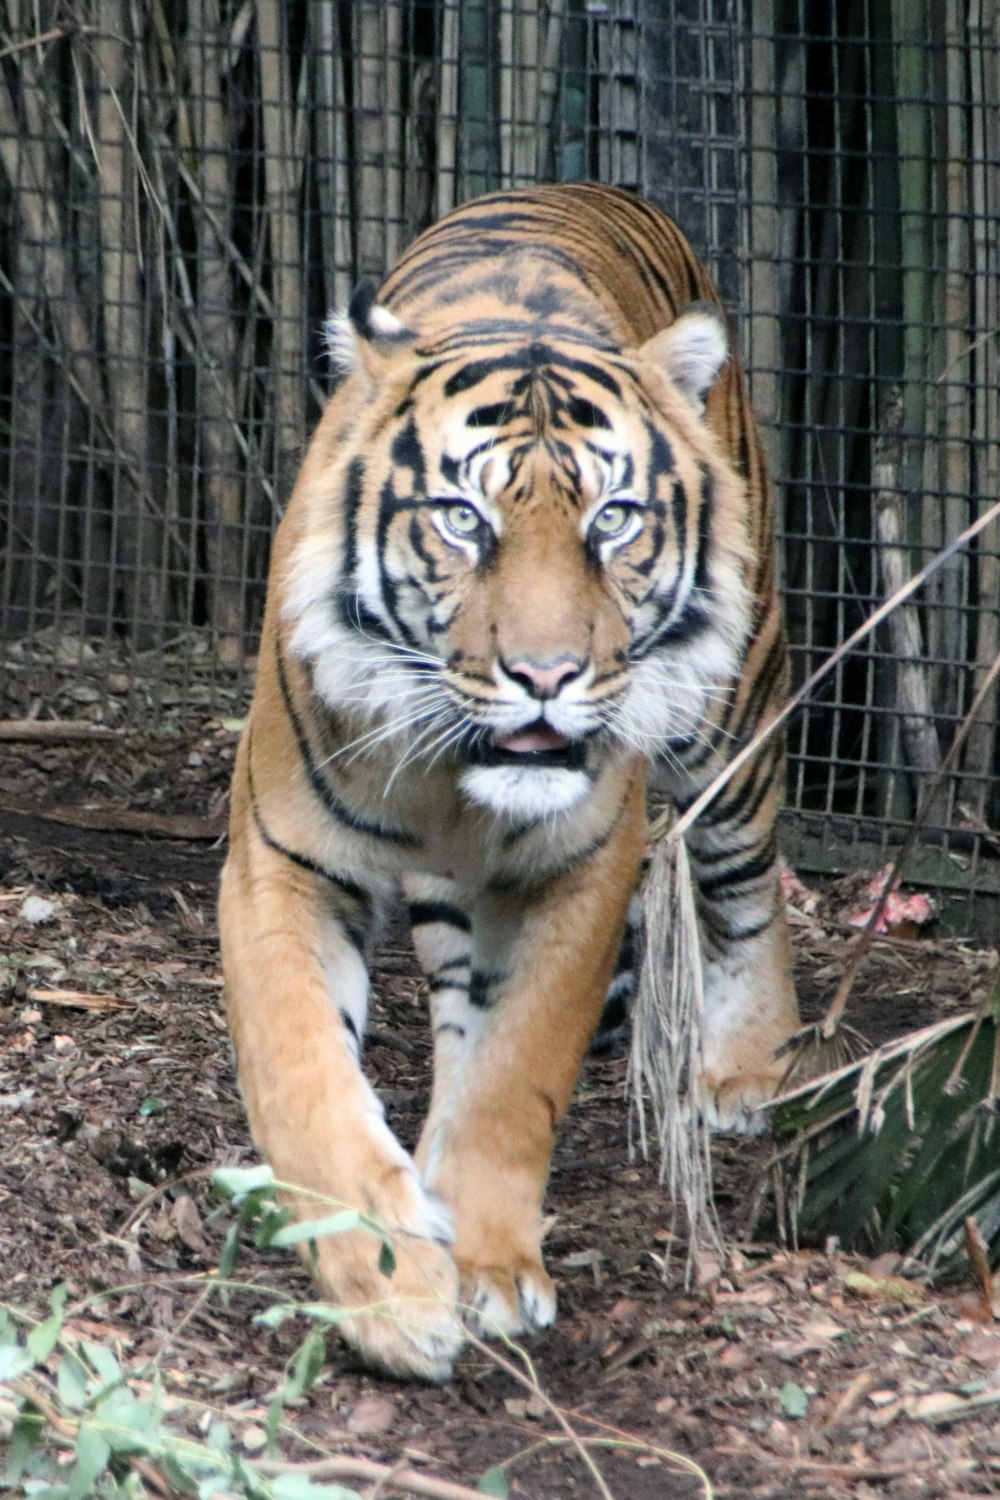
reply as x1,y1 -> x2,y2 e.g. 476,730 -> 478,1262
1,2 -> 998,925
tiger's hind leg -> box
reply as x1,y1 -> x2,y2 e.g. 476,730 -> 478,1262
589,891 -> 641,1054
659,725 -> 799,1130
403,874 -> 485,1177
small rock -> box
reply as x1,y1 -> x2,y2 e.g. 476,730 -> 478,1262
347,1395 -> 396,1434
19,895 -> 57,925
240,1425 -> 268,1453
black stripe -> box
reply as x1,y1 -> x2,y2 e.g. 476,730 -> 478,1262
695,838 -> 777,898
408,900 -> 471,932
469,970 -> 504,1009
247,768 -> 371,952
275,643 -> 419,848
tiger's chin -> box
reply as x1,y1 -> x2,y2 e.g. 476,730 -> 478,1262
459,763 -> 592,820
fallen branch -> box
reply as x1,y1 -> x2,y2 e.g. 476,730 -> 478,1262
253,1454 -> 494,1500
26,988 -> 131,1011
0,799 -> 223,841
0,720 -> 121,742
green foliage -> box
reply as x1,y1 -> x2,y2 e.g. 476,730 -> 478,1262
477,1466 -> 510,1495
0,1288 -> 365,1500
0,1177 -> 393,1499
766,992 -> 1000,1272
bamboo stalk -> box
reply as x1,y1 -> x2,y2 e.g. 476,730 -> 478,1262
961,0 -> 1000,819
92,0 -> 165,647
436,0 -> 460,217
498,0 -> 515,186
929,1 -> 971,729
536,0 -> 566,181
512,1 -> 539,184
355,1 -> 404,276
255,0 -> 305,494
182,0 -> 246,663
311,1 -> 352,312
0,4 -> 61,629
744,4 -> 781,474
873,386 -> 944,816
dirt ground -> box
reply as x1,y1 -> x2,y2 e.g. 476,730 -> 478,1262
1,722 -> 999,1499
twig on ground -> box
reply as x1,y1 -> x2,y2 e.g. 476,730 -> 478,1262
0,720 -> 122,742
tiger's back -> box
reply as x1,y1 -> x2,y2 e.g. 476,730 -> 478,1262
220,184 -> 798,1381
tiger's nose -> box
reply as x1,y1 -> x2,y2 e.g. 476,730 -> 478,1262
502,654 -> 585,699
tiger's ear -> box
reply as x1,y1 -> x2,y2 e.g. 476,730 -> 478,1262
639,301 -> 728,412
323,279 -> 417,379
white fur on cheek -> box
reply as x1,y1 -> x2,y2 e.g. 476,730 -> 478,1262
459,765 -> 591,819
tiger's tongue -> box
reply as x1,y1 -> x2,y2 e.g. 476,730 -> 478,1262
494,721 -> 569,754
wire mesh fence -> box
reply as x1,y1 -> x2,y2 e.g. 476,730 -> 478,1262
1,1 -> 998,924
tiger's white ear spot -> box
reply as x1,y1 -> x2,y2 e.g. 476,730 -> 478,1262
323,310 -> 359,374
640,301 -> 728,411
324,280 -> 416,376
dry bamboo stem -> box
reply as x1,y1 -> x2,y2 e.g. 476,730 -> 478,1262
311,1 -> 353,312
93,0 -> 164,645
499,0 -> 515,185
92,1 -> 169,644
183,0 -> 246,663
355,1 -> 404,275
932,2 -> 972,724
744,7 -> 781,475
536,0 -> 566,180
962,0 -> 1000,815
436,0 -> 459,217
256,0 -> 305,493
512,1 -> 539,183
0,4 -> 59,624
873,386 -> 944,815
0,34 -> 104,410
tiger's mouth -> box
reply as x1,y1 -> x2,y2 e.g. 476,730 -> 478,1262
470,719 -> 587,770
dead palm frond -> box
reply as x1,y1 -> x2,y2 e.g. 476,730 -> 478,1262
761,979 -> 1000,1274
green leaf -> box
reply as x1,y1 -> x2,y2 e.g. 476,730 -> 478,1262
284,1330 -> 326,1401
779,1381 -> 809,1419
269,1209 -> 367,1247
269,1476 -> 362,1499
265,1390 -> 284,1451
217,1223 -> 240,1281
0,1340 -> 32,1380
138,1096 -> 166,1117
56,1350 -> 89,1410
27,1285 -> 68,1363
81,1338 -> 122,1388
94,1389 -> 158,1455
212,1164 -> 275,1198
5,1409 -> 45,1483
253,1303 -> 294,1329
477,1467 -> 510,1496
66,1424 -> 110,1500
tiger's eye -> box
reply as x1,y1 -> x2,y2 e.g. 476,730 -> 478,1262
441,503 -> 482,536
592,502 -> 634,538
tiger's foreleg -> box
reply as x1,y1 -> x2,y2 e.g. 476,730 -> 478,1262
219,759 -> 462,1380
419,776 -> 646,1339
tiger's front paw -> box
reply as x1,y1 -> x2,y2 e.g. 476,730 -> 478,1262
318,1229 -> 464,1381
457,1253 -> 556,1340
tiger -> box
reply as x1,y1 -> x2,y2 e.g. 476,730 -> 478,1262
219,183 -> 799,1381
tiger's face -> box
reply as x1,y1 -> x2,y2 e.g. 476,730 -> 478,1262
285,291 -> 753,820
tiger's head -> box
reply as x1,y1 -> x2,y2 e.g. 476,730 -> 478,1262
284,284 -> 753,821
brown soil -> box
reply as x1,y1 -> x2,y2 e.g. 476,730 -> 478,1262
1,725 -> 998,1499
